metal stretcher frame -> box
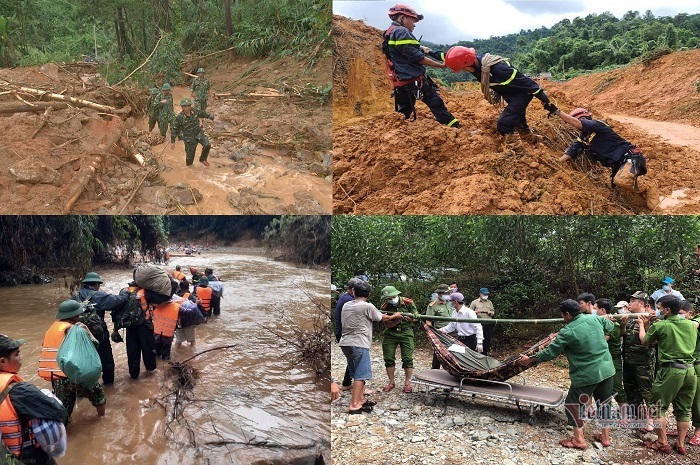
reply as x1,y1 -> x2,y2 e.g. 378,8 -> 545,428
411,369 -> 566,425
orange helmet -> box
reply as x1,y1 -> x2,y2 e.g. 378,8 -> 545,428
570,108 -> 592,120
388,4 -> 424,21
445,46 -> 477,72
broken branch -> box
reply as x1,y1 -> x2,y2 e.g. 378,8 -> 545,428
114,35 -> 163,86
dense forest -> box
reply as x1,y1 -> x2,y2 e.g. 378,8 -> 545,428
331,216 -> 700,323
424,10 -> 700,82
0,0 -> 331,85
0,215 -> 330,284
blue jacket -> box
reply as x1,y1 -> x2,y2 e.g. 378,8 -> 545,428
383,21 -> 426,81
564,119 -> 635,167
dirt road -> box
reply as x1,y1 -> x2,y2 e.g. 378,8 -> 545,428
609,114 -> 700,150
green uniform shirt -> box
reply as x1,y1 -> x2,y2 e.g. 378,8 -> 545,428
693,315 -> 700,361
535,314 -> 615,388
381,297 -> 417,331
623,317 -> 655,365
644,315 -> 698,365
156,92 -> 174,121
470,298 -> 494,319
426,300 -> 452,329
191,77 -> 211,102
171,108 -> 214,144
607,321 -> 622,357
147,94 -> 158,117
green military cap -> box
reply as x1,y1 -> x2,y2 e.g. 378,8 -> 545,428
381,286 -> 401,300
435,284 -> 450,293
161,83 -> 171,91
180,98 -> 193,106
82,272 -> 103,284
0,334 -> 25,351
196,68 -> 205,74
630,291 -> 648,302
198,277 -> 209,286
55,300 -> 84,319
150,87 -> 159,95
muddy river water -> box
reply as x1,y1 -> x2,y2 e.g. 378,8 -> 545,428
0,250 -> 330,464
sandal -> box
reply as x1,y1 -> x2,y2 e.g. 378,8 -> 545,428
362,400 -> 377,407
642,440 -> 671,454
403,385 -> 413,393
593,433 -> 611,447
688,434 -> 700,446
559,438 -> 586,450
673,442 -> 687,455
382,383 -> 395,392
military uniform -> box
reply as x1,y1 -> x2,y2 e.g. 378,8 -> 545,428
381,297 -> 417,371
607,321 -> 628,405
171,106 -> 215,166
622,318 -> 655,415
692,315 -> 700,430
156,92 -> 175,137
146,89 -> 159,132
426,296 -> 452,369
470,297 -> 495,356
191,76 -> 211,112
645,315 -> 698,422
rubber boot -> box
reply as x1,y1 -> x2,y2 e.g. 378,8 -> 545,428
503,132 -> 527,157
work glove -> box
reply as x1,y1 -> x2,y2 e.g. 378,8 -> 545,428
476,343 -> 483,353
543,102 -> 559,117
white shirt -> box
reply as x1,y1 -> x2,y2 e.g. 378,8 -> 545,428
650,288 -> 684,309
440,307 -> 483,342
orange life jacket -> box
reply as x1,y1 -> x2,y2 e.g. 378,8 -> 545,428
152,302 -> 180,337
38,321 -> 73,381
196,286 -> 213,311
0,372 -> 38,457
173,270 -> 185,281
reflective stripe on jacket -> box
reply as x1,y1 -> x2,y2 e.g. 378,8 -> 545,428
152,302 -> 180,337
38,321 -> 73,381
0,373 -> 37,456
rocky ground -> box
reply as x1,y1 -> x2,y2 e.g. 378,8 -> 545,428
331,340 -> 696,465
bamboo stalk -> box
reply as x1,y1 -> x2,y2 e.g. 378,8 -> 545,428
380,311 -> 655,324
114,35 -> 164,86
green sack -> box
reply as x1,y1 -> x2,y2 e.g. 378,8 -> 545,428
56,326 -> 102,388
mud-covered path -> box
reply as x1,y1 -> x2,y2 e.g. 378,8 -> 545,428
610,114 -> 700,151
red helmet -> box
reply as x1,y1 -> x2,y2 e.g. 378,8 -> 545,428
388,4 -> 424,21
570,108 -> 592,120
445,46 -> 477,72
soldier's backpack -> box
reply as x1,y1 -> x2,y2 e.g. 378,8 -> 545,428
76,291 -> 104,339
112,291 -> 146,330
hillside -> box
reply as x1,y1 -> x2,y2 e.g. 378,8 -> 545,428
332,15 -> 700,215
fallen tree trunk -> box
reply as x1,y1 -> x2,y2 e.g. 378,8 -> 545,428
63,118 -> 124,213
0,82 -> 122,113
110,135 -> 144,166
0,103 -> 71,114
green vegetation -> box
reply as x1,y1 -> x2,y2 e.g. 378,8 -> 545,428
265,216 -> 331,265
332,216 -> 700,321
0,0 -> 331,85
425,10 -> 700,83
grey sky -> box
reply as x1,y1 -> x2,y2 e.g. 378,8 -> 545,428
333,0 -> 700,44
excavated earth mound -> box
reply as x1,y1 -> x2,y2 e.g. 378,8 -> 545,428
332,15 -> 700,214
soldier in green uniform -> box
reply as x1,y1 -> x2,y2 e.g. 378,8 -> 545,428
156,83 -> 175,137
596,298 -> 628,413
520,299 -> 615,450
191,68 -> 211,112
379,286 -> 417,393
146,87 -> 160,132
639,295 -> 699,455
426,283 -> 453,369
683,301 -> 700,446
470,287 -> 495,356
620,291 -> 656,432
171,98 -> 216,166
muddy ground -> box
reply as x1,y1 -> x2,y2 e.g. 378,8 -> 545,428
0,53 -> 332,214
332,15 -> 700,215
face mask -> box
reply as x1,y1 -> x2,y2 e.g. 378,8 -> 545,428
591,309 -> 598,316
662,285 -> 671,292
481,295 -> 488,300
655,309 -> 661,318
391,296 -> 400,305
440,294 -> 450,302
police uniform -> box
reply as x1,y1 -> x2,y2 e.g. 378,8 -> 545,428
426,295 -> 452,369
381,297 -> 417,372
171,105 -> 215,166
470,297 -> 495,356
692,315 -> 700,431
383,21 -> 458,127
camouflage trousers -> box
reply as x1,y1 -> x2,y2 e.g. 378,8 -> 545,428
158,115 -> 173,136
184,135 -> 211,166
194,99 -> 208,112
622,361 -> 654,414
52,377 -> 106,419
382,328 -> 414,369
148,114 -> 157,132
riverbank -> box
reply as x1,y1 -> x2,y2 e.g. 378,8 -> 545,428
331,339 -> 692,465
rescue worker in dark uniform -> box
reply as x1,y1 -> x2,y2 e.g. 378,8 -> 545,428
444,45 -> 554,155
382,4 -> 459,128
555,107 -> 651,198
71,272 -> 127,386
